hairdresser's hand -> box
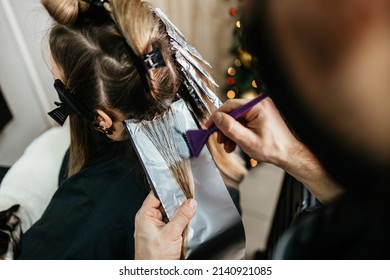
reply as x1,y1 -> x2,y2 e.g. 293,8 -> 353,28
134,192 -> 197,260
208,97 -> 344,204
207,97 -> 299,167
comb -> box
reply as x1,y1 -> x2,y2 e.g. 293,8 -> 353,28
185,93 -> 269,157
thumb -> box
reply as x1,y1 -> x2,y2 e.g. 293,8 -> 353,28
164,199 -> 197,237
213,112 -> 251,149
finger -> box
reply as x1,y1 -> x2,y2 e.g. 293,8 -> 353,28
147,208 -> 164,221
217,99 -> 251,114
216,131 -> 236,153
212,112 -> 254,151
164,199 -> 197,237
205,99 -> 250,128
135,208 -> 163,230
141,191 -> 161,210
217,131 -> 227,144
224,138 -> 237,153
204,115 -> 215,129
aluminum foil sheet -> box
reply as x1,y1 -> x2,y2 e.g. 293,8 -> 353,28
153,7 -> 223,110
153,8 -> 211,68
174,47 -> 223,110
125,100 -> 246,259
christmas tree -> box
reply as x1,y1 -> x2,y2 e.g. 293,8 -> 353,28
224,4 -> 264,168
224,6 -> 264,100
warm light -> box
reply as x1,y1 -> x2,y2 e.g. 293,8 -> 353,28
236,20 -> 241,29
226,77 -> 235,85
230,8 -> 238,17
234,59 -> 242,67
250,159 -> 258,168
241,90 -> 258,100
252,80 -> 258,88
227,67 -> 236,76
227,90 -> 236,99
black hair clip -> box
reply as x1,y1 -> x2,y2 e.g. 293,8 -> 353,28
127,47 -> 166,93
143,48 -> 166,71
83,0 -> 107,7
48,79 -> 97,126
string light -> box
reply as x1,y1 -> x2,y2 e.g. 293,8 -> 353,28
227,67 -> 236,76
230,8 -> 238,17
227,90 -> 236,99
252,80 -> 258,89
250,159 -> 258,168
226,77 -> 235,85
225,3 -> 261,105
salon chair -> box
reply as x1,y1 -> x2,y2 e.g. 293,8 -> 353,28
254,173 -> 322,259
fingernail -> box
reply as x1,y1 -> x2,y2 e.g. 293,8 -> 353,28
187,199 -> 197,210
214,112 -> 223,125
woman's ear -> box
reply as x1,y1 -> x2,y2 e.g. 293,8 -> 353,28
95,109 -> 126,141
95,109 -> 113,136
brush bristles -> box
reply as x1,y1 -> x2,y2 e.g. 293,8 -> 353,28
185,129 -> 210,157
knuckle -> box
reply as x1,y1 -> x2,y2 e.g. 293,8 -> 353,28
224,99 -> 235,106
225,121 -> 236,137
177,209 -> 191,222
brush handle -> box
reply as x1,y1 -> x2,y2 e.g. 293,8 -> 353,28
229,93 -> 268,119
207,93 -> 268,133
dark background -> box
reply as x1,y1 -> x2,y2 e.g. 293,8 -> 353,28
0,86 -> 12,132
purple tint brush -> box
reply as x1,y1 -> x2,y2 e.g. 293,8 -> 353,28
186,93 -> 269,157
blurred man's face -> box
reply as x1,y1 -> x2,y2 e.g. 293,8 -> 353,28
268,0 -> 390,164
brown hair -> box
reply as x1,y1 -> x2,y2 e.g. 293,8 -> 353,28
43,0 -> 246,184
43,0 -> 181,175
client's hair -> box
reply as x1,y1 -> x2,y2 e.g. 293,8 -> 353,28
43,0 -> 180,176
43,0 -> 246,186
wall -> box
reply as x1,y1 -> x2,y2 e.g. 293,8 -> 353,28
0,0 -> 234,166
0,0 -> 54,166
149,0 -> 233,87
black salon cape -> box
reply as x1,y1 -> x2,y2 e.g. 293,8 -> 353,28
273,194 -> 390,259
18,142 -> 148,260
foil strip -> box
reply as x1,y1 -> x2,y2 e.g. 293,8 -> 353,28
125,100 -> 246,259
153,8 -> 211,68
176,51 -> 223,109
181,76 -> 212,117
153,7 -> 223,109
171,41 -> 218,88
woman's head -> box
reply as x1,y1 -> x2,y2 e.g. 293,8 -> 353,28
43,0 -> 180,174
43,0 -> 246,188
45,0 -> 180,119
